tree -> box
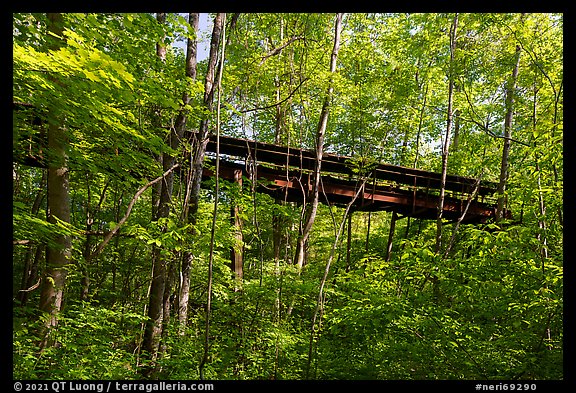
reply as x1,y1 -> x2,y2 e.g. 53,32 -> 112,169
142,12 -> 201,370
495,39 -> 522,221
434,13 -> 458,255
178,14 -> 225,340
37,12 -> 71,349
294,13 -> 343,270
141,13 -> 172,368
177,12 -> 200,334
198,12 -> 233,379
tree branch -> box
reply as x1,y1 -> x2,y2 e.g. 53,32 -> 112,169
240,77 -> 309,114
13,239 -> 32,246
18,278 -> 41,293
443,171 -> 484,258
460,81 -> 531,147
88,163 -> 179,262
259,35 -> 304,66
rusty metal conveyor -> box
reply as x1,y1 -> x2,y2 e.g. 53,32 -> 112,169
200,133 -> 499,224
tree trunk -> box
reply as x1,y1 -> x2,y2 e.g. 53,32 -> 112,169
402,80 -> 429,254
18,245 -> 44,307
496,44 -> 522,222
79,174 -> 109,301
435,13 -> 458,254
177,12 -> 200,334
179,12 -> 221,335
295,13 -> 343,270
186,12 -> 223,223
17,171 -> 46,306
151,13 -> 167,219
272,15 -> 291,267
443,173 -> 484,258
530,69 -> 552,349
142,246 -> 166,366
143,12 -> 195,370
385,211 -> 398,262
453,108 -> 461,152
80,175 -> 92,302
365,211 -> 371,252
156,13 -> 167,61
199,13 -> 227,380
159,258 -> 176,361
38,12 -> 71,350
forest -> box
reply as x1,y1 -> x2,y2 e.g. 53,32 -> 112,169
12,13 -> 563,380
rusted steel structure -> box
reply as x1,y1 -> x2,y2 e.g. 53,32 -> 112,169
200,133 -> 500,224
13,97 -> 501,224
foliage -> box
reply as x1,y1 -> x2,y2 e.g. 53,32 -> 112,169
14,302 -> 145,379
12,12 -> 562,380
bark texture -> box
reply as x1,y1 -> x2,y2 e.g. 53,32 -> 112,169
295,13 -> 343,270
38,12 -> 71,349
496,44 -> 522,222
435,13 -> 458,254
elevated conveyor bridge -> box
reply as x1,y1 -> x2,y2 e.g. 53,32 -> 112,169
199,133 -> 502,224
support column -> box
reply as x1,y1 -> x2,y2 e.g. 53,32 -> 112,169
230,169 -> 243,289
385,211 -> 398,262
346,211 -> 352,272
